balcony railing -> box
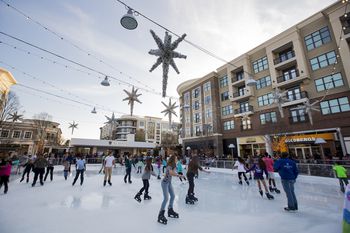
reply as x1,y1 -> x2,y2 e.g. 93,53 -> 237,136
234,105 -> 254,115
288,114 -> 309,124
274,50 -> 295,65
277,69 -> 300,83
286,91 -> 308,101
240,124 -> 253,131
232,89 -> 248,98
231,74 -> 244,83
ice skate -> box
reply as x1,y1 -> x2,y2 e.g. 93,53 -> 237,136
190,194 -> 198,202
144,194 -> 152,200
259,190 -> 263,197
239,180 -> 242,185
266,192 -> 274,200
20,177 -> 24,182
134,193 -> 141,202
157,210 -> 167,224
186,195 -> 195,204
245,180 -> 250,186
274,187 -> 281,194
108,180 -> 112,186
103,180 -> 106,186
168,208 -> 179,218
26,177 -> 29,183
269,186 -> 274,193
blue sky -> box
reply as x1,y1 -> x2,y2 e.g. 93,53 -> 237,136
0,0 -> 336,140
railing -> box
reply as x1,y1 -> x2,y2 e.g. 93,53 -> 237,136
274,50 -> 295,65
231,74 -> 244,83
232,89 -> 248,98
234,105 -> 254,115
240,124 -> 253,131
286,91 -> 308,101
277,69 -> 300,83
288,114 -> 309,124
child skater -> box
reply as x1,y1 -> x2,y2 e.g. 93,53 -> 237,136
157,155 -> 184,225
136,159 -> 144,174
233,157 -> 249,185
186,156 -> 210,204
333,162 -> 348,193
134,157 -> 156,202
124,154 -> 132,184
176,156 -> 186,183
262,153 -> 280,193
0,155 -> 12,194
246,157 -> 274,200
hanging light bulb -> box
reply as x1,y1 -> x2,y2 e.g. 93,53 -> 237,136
101,76 -> 110,86
120,8 -> 138,30
91,107 -> 97,114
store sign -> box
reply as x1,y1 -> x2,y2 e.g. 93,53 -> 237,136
285,133 -> 334,144
285,137 -> 316,143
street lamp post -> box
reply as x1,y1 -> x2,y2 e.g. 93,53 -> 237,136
228,144 -> 235,158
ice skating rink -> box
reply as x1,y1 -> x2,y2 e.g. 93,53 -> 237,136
0,166 -> 343,233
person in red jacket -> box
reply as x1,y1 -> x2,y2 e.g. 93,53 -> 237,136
262,153 -> 280,194
0,156 -> 12,194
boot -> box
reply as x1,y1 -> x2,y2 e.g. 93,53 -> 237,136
26,177 -> 29,183
266,192 -> 274,200
259,190 -> 263,197
20,177 -> 24,182
108,180 -> 112,186
269,186 -> 274,193
103,180 -> 107,186
274,187 -> 281,194
245,180 -> 250,186
144,193 -> 152,200
186,195 -> 195,204
134,193 -> 141,202
168,208 -> 179,218
239,180 -> 242,185
157,210 -> 167,224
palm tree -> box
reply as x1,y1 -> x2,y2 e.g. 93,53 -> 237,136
123,86 -> 142,116
161,98 -> 178,130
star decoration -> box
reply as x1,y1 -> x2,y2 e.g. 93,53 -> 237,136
269,87 -> 290,118
161,98 -> 178,129
123,86 -> 142,116
105,112 -> 118,125
149,30 -> 187,97
8,111 -> 23,122
68,121 -> 78,135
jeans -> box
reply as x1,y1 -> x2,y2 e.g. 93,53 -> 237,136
138,179 -> 150,195
187,172 -> 195,196
63,170 -> 68,180
281,179 -> 298,210
160,180 -> 175,211
124,167 -> 131,182
72,169 -> 84,185
339,178 -> 349,192
0,175 -> 9,193
32,168 -> 45,186
21,164 -> 33,180
238,172 -> 248,181
44,166 -> 54,181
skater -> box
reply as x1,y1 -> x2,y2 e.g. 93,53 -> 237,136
246,155 -> 253,180
157,155 -> 184,225
20,154 -> 34,183
204,157 -> 210,169
32,154 -> 48,187
0,155 -> 11,194
124,154 -> 132,184
162,157 -> 167,174
246,157 -> 274,200
72,155 -> 86,186
176,157 -> 186,182
262,153 -> 280,194
44,154 -> 55,182
233,157 -> 249,185
274,152 -> 298,211
103,153 -> 115,186
63,159 -> 70,180
186,155 -> 210,205
156,157 -> 161,179
333,162 -> 348,193
98,154 -> 106,174
134,157 -> 156,202
136,159 -> 143,174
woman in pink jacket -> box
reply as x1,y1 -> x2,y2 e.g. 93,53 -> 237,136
0,157 -> 12,194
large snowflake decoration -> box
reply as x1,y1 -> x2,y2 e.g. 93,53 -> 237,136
68,121 -> 78,135
8,111 -> 23,122
105,112 -> 118,125
149,30 -> 187,97
161,98 -> 178,130
269,87 -> 290,118
123,86 -> 142,116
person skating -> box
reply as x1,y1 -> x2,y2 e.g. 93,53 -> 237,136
262,153 -> 280,194
136,159 -> 144,174
333,162 -> 348,193
246,157 -> 274,200
176,157 -> 186,183
124,154 -> 132,184
103,153 -> 115,186
157,155 -> 184,225
274,152 -> 298,211
186,156 -> 210,204
44,154 -> 55,182
156,157 -> 161,179
32,154 -> 48,187
20,154 -> 34,183
72,155 -> 86,186
134,157 -> 157,202
233,157 -> 249,185
162,157 -> 167,174
0,155 -> 12,194
63,159 -> 70,180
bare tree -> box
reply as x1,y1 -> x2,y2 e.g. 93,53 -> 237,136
32,112 -> 53,154
0,92 -> 20,129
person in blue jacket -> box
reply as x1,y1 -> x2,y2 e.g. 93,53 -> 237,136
274,152 -> 299,211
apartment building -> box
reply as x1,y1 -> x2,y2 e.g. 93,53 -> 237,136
178,1 -> 350,160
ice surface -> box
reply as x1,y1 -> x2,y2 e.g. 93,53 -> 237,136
0,165 -> 343,233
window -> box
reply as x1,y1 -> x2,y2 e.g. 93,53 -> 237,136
195,126 -> 202,136
310,51 -> 337,71
315,73 -> 344,92
260,112 -> 277,125
290,109 -> 307,123
0,130 -> 9,138
257,93 -> 274,106
203,82 -> 211,92
12,130 -> 21,138
204,96 -> 211,105
304,26 -> 331,51
241,118 -> 252,130
24,131 -> 32,139
194,113 -> 201,123
320,97 -> 350,115
278,49 -> 294,63
238,86 -> 245,96
219,76 -> 228,88
192,88 -> 200,98
223,120 -> 235,130
139,121 -> 145,127
222,105 -> 233,116
252,56 -> 268,73
156,123 -> 161,129
256,76 -> 271,90
239,102 -> 249,112
221,91 -> 229,101
184,92 -> 190,103
282,67 -> 298,81
205,109 -> 212,118
236,71 -> 244,81
193,101 -> 200,110
286,87 -> 302,101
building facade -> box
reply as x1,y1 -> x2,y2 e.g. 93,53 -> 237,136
178,1 -> 350,160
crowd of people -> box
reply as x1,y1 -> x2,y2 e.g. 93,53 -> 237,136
0,150 -> 348,225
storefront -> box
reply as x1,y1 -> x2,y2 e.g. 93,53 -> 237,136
237,136 -> 268,158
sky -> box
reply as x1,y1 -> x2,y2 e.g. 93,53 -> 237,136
0,0 -> 336,140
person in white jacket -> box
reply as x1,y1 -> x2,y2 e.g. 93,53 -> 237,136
233,157 -> 249,185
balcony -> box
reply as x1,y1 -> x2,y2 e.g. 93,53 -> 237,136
288,114 -> 309,124
231,76 -> 245,86
274,50 -> 296,70
240,124 -> 253,131
276,70 -> 310,88
234,105 -> 254,117
231,89 -> 252,102
281,91 -> 309,108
